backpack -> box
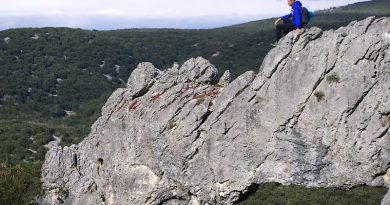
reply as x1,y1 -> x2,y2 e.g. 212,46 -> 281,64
301,7 -> 314,25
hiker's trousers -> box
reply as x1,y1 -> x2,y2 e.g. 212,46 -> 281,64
275,19 -> 294,41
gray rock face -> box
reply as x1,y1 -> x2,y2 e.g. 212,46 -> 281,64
41,17 -> 390,205
217,70 -> 231,87
178,57 -> 218,83
383,190 -> 390,205
126,62 -> 161,97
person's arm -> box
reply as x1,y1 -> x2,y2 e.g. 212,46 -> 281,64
281,13 -> 292,20
276,12 -> 291,25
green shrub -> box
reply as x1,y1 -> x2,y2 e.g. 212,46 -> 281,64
314,91 -> 325,102
54,187 -> 70,203
326,73 -> 340,84
58,187 -> 69,198
101,194 -> 106,202
195,97 -> 206,105
235,183 -> 387,205
0,162 -> 42,205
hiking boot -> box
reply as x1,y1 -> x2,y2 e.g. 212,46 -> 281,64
271,41 -> 278,47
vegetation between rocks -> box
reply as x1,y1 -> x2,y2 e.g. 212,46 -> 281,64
314,91 -> 325,102
236,183 -> 388,205
326,72 -> 340,84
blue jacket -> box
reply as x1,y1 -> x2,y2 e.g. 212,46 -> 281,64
281,1 -> 302,29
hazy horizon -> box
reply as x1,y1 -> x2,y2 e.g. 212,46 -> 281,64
0,0 -> 370,30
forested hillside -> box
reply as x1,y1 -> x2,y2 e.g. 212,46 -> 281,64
0,2 -> 389,202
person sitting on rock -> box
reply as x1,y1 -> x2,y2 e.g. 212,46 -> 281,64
271,0 -> 304,47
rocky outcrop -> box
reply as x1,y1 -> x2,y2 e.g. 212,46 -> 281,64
41,17 -> 390,205
383,190 -> 390,205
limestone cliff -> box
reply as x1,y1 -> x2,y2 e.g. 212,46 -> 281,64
41,17 -> 390,205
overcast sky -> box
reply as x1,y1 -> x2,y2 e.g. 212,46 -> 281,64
0,0 -> 369,30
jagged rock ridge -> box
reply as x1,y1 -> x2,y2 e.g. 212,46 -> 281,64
41,17 -> 390,205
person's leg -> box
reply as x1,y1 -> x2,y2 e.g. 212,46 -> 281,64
275,22 -> 284,41
283,19 -> 294,35
275,19 -> 294,41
